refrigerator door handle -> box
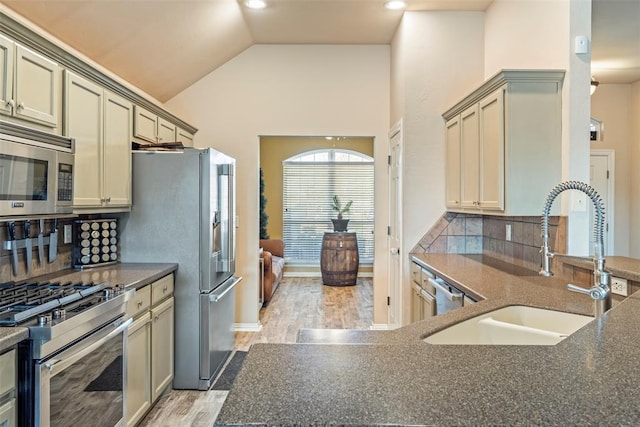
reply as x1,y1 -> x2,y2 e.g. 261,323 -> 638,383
209,277 -> 242,302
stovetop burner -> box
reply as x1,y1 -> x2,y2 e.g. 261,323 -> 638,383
0,279 -> 125,327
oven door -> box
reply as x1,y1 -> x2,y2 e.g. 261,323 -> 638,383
35,317 -> 132,427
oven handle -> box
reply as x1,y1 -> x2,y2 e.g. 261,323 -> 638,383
428,278 -> 462,301
43,317 -> 132,376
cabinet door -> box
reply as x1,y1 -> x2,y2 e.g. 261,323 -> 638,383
176,127 -> 194,147
157,117 -> 176,143
459,104 -> 479,209
411,287 -> 422,323
126,313 -> 152,427
151,297 -> 174,402
478,88 -> 505,211
134,106 -> 158,143
0,34 -> 14,118
65,71 -> 103,207
104,91 -> 132,207
445,116 -> 461,209
0,398 -> 16,427
14,44 -> 59,127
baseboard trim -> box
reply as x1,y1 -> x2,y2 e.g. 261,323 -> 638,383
234,322 -> 262,332
369,323 -> 390,331
283,272 -> 374,278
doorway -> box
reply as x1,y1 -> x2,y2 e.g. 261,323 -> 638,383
589,149 -> 615,255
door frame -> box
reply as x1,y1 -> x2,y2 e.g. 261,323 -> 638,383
589,149 -> 615,255
387,120 -> 403,329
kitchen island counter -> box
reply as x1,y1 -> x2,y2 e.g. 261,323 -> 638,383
0,327 -> 28,352
216,254 -> 640,426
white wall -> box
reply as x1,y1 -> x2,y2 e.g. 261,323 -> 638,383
391,11 -> 484,324
631,81 -> 640,258
485,0 -> 592,255
166,45 -> 390,327
591,84 -> 632,255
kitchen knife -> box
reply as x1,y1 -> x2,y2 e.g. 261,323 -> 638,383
7,221 -> 18,276
49,219 -> 58,263
24,220 -> 32,274
38,219 -> 45,265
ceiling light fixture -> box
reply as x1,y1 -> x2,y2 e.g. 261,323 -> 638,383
590,77 -> 600,95
244,0 -> 267,9
384,1 -> 407,10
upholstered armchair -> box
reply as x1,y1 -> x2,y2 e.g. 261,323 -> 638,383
260,239 -> 285,303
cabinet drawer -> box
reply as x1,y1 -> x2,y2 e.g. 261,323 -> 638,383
0,349 -> 15,397
127,285 -> 151,319
410,262 -> 421,285
151,274 -> 174,306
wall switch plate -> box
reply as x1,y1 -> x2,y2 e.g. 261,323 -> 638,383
574,35 -> 590,54
571,193 -> 588,212
63,224 -> 72,244
505,224 -> 512,241
611,277 -> 628,297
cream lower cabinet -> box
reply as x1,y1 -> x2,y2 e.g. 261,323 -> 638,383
0,33 -> 60,129
443,70 -> 564,216
151,297 -> 174,402
125,274 -> 174,427
65,71 -> 132,210
126,313 -> 152,427
0,349 -> 16,427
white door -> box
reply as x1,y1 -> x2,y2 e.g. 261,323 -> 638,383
387,122 -> 402,328
589,151 -> 614,255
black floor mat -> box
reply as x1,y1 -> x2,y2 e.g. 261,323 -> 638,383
211,351 -> 247,390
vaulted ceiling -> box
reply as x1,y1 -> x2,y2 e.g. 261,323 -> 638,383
1,0 -> 637,103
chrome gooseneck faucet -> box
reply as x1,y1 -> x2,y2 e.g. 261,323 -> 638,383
539,181 -> 611,317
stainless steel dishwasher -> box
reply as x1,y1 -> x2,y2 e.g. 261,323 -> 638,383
423,270 -> 464,315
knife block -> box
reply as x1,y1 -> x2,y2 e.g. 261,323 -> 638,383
72,219 -> 119,269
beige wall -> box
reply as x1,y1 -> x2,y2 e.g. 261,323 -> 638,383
591,84 -> 632,255
631,81 -> 640,258
260,136 -> 374,240
391,11 -> 485,324
485,0 -> 592,255
165,45 -> 390,328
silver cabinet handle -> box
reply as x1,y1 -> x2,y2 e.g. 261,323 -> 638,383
6,99 -> 15,108
17,101 -> 24,109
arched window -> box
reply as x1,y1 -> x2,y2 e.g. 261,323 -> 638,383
283,149 -> 374,264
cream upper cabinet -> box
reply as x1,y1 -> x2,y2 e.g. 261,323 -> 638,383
176,127 -> 194,147
65,71 -> 132,210
445,116 -> 461,209
65,71 -> 104,207
157,117 -> 176,143
134,105 -> 158,143
459,104 -> 480,209
134,105 -> 176,143
0,33 -> 59,128
443,70 -> 564,216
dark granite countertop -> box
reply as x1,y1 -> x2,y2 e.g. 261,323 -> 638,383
0,263 -> 177,353
216,253 -> 640,426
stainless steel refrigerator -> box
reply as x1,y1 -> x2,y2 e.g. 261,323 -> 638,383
119,148 -> 241,390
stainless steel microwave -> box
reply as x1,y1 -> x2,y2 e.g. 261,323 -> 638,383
0,121 -> 74,216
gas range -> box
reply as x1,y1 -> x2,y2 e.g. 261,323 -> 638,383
11,276 -> 134,427
2,278 -> 133,359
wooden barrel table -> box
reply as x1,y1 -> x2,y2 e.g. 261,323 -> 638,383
320,232 -> 359,286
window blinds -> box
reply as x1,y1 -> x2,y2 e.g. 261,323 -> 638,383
283,161 -> 374,264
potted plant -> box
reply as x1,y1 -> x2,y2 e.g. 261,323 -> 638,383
331,195 -> 352,232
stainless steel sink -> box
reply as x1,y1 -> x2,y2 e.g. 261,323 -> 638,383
423,305 -> 593,345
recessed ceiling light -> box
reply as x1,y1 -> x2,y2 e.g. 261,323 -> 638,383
244,0 -> 267,9
384,0 -> 407,10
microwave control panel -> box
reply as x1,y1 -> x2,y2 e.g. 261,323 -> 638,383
57,163 -> 73,202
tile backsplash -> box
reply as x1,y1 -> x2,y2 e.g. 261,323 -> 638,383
0,218 -> 75,283
412,212 -> 567,272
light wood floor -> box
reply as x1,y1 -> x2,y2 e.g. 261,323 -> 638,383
138,276 -> 373,427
